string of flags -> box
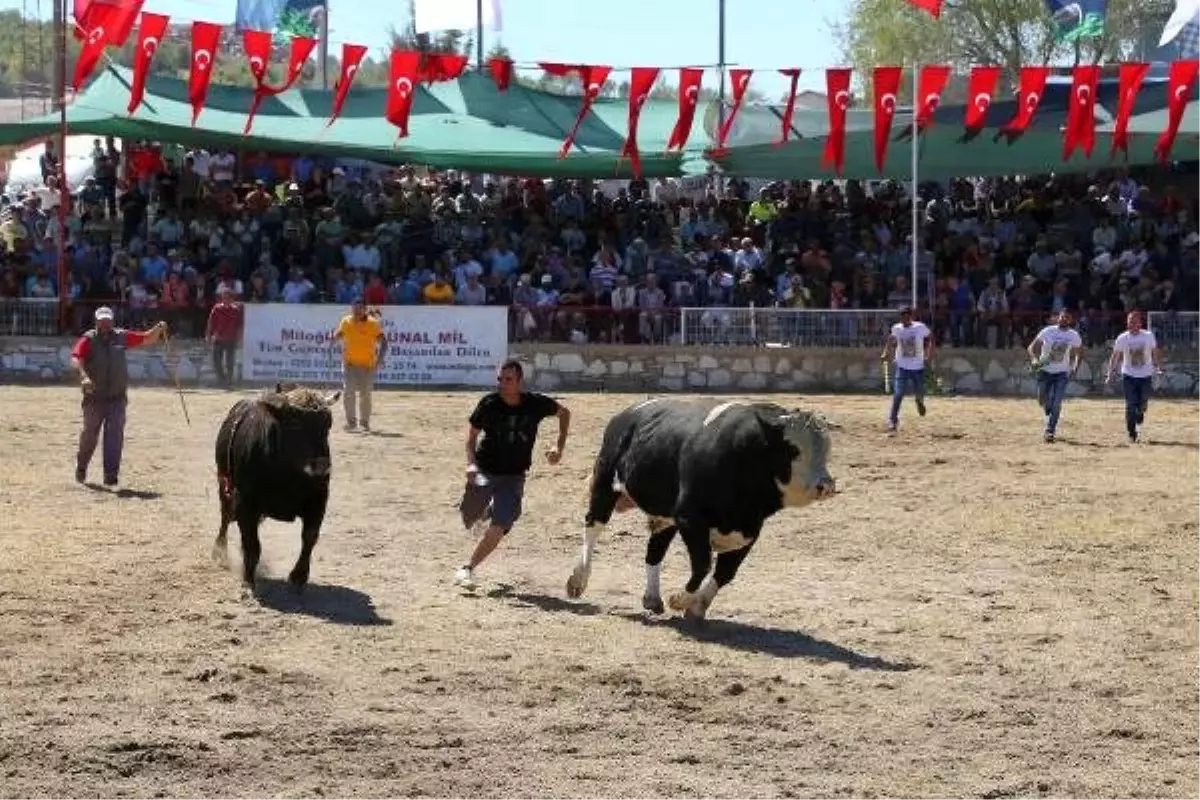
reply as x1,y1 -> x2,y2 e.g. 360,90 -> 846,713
71,3 -> 1199,179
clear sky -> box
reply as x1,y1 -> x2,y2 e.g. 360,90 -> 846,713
3,0 -> 850,98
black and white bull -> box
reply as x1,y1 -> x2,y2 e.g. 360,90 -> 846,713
212,383 -> 341,594
565,398 -> 839,620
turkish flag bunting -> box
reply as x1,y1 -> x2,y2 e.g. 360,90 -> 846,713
823,67 -> 852,175
241,32 -> 316,134
73,0 -> 143,46
995,65 -> 1050,144
541,64 -> 612,158
959,65 -> 1002,142
489,57 -> 513,92
327,43 -> 368,127
776,69 -> 802,146
1111,62 -> 1149,159
897,64 -> 951,140
126,11 -> 168,115
386,50 -> 423,138
905,0 -> 943,18
72,0 -> 142,91
666,68 -> 703,151
420,54 -> 468,83
619,67 -> 660,178
1062,65 -> 1100,161
1155,59 -> 1199,162
873,65 -> 903,172
714,69 -> 753,154
189,21 -> 222,126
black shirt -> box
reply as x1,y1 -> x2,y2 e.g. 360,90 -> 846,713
469,391 -> 560,476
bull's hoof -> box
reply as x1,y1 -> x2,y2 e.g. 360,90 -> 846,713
641,595 -> 665,614
683,604 -> 709,622
211,544 -> 230,569
667,592 -> 693,612
287,572 -> 309,593
565,573 -> 587,599
239,583 -> 257,603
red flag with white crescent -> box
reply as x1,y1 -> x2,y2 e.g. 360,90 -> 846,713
713,68 -> 753,154
327,43 -> 368,127
489,57 -> 513,92
1111,62 -> 1149,160
905,0 -> 943,17
776,69 -> 801,146
73,0 -> 142,46
1062,65 -> 1100,161
1154,59 -> 1199,163
872,66 -> 903,172
243,34 -> 316,133
823,68 -> 852,175
666,67 -> 703,152
127,11 -> 168,114
72,0 -> 142,91
386,49 -> 423,138
543,64 -> 612,159
897,64 -> 951,141
959,65 -> 1002,143
620,66 -> 660,178
995,65 -> 1050,145
188,21 -> 222,126
420,54 -> 468,83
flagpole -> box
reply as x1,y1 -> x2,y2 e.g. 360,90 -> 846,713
909,62 -> 919,310
319,3 -> 329,90
716,0 -> 726,192
56,0 -> 69,333
475,0 -> 484,69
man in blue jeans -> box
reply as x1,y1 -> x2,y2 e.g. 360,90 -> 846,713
1027,309 -> 1083,443
1105,311 -> 1164,444
879,306 -> 934,435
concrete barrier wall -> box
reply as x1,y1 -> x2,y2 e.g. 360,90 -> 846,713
1,337 -> 1197,397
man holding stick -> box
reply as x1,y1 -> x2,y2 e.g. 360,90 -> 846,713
71,306 -> 168,486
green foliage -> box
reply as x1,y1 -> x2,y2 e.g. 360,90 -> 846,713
835,0 -> 1176,98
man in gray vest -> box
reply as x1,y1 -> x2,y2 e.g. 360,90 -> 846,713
70,306 -> 168,486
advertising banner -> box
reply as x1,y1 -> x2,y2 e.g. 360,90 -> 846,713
241,304 -> 507,387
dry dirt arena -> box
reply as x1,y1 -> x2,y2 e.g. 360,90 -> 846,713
0,384 -> 1197,799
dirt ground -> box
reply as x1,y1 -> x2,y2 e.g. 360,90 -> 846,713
0,384 -> 1196,799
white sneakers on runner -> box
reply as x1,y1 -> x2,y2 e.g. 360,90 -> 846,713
454,565 -> 477,590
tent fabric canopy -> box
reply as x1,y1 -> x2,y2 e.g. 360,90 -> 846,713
0,65 -> 701,179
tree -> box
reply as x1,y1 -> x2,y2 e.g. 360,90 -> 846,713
834,0 -> 1177,99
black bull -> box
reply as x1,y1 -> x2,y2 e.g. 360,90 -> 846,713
212,384 -> 341,593
565,398 -> 839,620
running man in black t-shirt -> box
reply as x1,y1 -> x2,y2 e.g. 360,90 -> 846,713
454,359 -> 571,590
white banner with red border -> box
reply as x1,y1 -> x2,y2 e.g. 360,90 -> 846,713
241,304 -> 508,388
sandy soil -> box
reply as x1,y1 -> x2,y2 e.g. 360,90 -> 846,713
0,384 -> 1196,799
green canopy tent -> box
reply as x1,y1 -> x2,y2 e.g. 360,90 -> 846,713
0,65 -> 709,179
701,77 -> 1199,180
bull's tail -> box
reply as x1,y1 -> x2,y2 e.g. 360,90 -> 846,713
585,422 -> 638,528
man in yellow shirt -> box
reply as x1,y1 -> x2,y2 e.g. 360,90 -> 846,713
423,274 -> 456,304
332,300 -> 387,432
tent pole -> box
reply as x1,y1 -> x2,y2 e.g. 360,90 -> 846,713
909,62 -> 919,311
320,5 -> 329,90
56,0 -> 69,333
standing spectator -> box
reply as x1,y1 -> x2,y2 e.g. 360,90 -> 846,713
332,299 -> 387,433
70,307 -> 168,486
206,287 -> 243,388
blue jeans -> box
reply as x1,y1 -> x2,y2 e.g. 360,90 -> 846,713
889,367 -> 924,425
1037,370 -> 1069,435
1122,376 -> 1153,438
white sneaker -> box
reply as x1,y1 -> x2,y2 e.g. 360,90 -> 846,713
454,566 -> 477,589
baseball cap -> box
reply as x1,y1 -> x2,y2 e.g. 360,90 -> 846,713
94,306 -> 114,321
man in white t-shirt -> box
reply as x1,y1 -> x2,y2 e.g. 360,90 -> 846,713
880,306 -> 934,434
1105,311 -> 1164,444
1027,309 -> 1083,443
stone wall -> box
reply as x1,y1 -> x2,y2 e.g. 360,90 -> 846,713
2,336 -> 1197,397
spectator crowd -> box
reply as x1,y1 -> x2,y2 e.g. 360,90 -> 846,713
0,134 -> 1196,349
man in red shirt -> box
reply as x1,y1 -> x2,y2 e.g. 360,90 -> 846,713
70,306 -> 168,486
205,287 -> 243,387
363,273 -> 388,306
